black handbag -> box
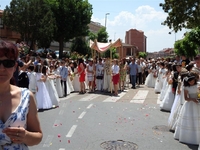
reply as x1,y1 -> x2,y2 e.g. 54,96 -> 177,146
96,76 -> 103,79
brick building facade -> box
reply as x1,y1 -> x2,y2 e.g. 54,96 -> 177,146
125,29 -> 147,54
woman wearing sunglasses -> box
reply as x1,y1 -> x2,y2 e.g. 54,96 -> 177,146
0,40 -> 43,149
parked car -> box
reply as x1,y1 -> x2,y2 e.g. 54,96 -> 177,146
36,48 -> 53,53
55,50 -> 70,58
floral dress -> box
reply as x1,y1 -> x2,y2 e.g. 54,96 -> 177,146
119,63 -> 126,82
0,88 -> 30,150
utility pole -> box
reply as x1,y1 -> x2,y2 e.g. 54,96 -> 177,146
105,13 -> 110,30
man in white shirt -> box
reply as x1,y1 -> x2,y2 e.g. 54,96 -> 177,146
96,58 -> 104,91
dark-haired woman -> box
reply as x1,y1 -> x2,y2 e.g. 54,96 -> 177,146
174,72 -> 200,145
77,58 -> 86,94
112,59 -> 120,96
0,40 -> 42,149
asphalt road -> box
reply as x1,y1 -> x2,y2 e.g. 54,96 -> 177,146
29,85 -> 199,150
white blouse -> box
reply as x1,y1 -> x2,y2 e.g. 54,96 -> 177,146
112,65 -> 119,74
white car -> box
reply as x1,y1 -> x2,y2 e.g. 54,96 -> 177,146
55,50 -> 70,58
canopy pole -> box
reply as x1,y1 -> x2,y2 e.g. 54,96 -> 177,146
110,47 -> 113,94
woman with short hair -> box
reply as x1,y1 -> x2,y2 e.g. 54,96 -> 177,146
0,40 -> 43,149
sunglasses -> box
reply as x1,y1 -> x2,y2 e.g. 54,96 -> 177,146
0,59 -> 16,68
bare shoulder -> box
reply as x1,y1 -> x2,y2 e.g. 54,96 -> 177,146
10,85 -> 22,96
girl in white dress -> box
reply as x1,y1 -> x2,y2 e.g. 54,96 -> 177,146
160,63 -> 172,101
168,69 -> 188,131
155,62 -> 165,93
44,65 -> 60,107
145,63 -> 157,88
35,64 -> 52,110
174,72 -> 200,145
160,72 -> 175,111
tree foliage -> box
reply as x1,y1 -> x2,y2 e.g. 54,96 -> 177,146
187,26 -> 200,47
138,52 -> 147,58
174,35 -> 198,58
70,37 -> 91,57
46,0 -> 93,58
97,27 -> 109,42
88,32 -> 97,41
3,0 -> 55,49
160,0 -> 200,32
104,48 -> 119,59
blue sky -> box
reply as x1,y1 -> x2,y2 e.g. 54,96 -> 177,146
1,0 -> 187,52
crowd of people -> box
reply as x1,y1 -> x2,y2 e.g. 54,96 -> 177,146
1,39 -> 200,148
144,54 -> 200,146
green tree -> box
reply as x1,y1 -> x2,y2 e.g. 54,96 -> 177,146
88,32 -> 97,41
160,0 -> 200,32
174,36 -> 198,58
97,27 -> 109,42
46,0 -> 92,58
104,47 -> 119,59
70,37 -> 91,57
174,40 -> 185,56
3,0 -> 55,49
187,26 -> 200,47
138,52 -> 147,58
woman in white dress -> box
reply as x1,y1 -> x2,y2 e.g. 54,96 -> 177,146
145,63 -> 157,88
44,65 -> 60,107
66,63 -> 74,94
155,62 -> 165,93
174,72 -> 200,145
73,62 -> 80,92
35,64 -> 52,110
54,62 -> 64,98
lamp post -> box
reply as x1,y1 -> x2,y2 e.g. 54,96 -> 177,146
105,13 -> 110,29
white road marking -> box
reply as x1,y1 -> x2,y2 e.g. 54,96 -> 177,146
59,149 -> 65,150
59,110 -> 64,115
59,93 -> 76,101
66,125 -> 77,138
130,90 -> 149,103
62,103 -> 67,107
157,94 -> 162,104
103,92 -> 126,102
78,111 -> 86,119
43,135 -> 54,147
79,94 -> 100,101
87,103 -> 93,109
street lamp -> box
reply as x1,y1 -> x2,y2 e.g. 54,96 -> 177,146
105,13 -> 110,29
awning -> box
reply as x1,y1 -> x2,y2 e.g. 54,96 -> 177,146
90,38 -> 122,53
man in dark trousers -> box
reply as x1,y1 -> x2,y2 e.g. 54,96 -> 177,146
60,61 -> 68,97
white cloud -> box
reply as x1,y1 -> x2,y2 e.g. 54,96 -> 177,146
135,5 -> 166,21
91,5 -> 185,52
